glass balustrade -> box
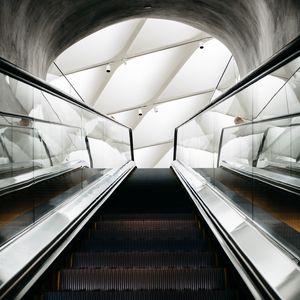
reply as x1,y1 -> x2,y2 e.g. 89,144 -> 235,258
0,68 -> 132,246
175,55 -> 300,258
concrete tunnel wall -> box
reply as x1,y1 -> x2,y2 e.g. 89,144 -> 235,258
0,0 -> 299,79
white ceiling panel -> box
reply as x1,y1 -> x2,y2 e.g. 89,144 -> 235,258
127,18 -> 206,56
133,93 -> 213,148
54,19 -> 143,74
111,108 -> 141,128
158,39 -> 231,101
154,147 -> 173,168
94,44 -> 198,114
64,65 -> 108,105
134,142 -> 173,168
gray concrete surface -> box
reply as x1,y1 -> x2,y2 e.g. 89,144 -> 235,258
0,0 -> 299,78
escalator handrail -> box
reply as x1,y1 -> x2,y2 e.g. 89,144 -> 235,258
175,35 -> 300,130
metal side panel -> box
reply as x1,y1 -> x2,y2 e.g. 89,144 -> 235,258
172,161 -> 300,300
0,160 -> 88,196
220,161 -> 300,194
0,161 -> 135,298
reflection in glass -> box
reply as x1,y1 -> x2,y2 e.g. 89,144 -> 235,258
0,73 -> 132,246
176,56 -> 300,258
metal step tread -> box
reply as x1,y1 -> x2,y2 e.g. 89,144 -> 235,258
89,228 -> 202,241
79,239 -> 209,252
44,290 -> 237,300
99,214 -> 196,221
71,251 -> 216,268
95,220 -> 199,230
58,268 -> 226,291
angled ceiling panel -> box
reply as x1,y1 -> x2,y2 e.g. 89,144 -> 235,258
134,142 -> 173,168
157,39 -> 231,101
54,19 -> 143,74
111,109 -> 141,128
65,65 -> 108,105
133,92 -> 213,148
94,44 -> 199,114
127,18 -> 207,56
154,147 -> 174,168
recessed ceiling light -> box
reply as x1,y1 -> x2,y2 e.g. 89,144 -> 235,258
144,3 -> 152,9
5,75 -> 10,85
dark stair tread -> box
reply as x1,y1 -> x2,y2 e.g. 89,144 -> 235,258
71,252 -> 216,268
44,290 -> 237,300
95,220 -> 199,230
79,239 -> 209,252
58,268 -> 226,291
100,214 -> 195,221
89,228 -> 202,241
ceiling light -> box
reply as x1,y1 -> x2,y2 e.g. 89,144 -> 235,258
199,41 -> 204,49
5,75 -> 10,85
144,3 -> 152,9
106,63 -> 111,73
138,108 -> 143,116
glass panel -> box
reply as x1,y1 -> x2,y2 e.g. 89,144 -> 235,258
176,55 -> 300,258
0,71 -> 132,245
210,56 -> 240,102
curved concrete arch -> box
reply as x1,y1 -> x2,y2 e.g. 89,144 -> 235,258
0,0 -> 299,78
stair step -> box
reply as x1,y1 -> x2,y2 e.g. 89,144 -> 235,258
100,214 -> 195,221
45,290 -> 237,300
71,252 -> 216,269
58,268 -> 225,291
79,239 -> 209,252
95,220 -> 199,230
89,228 -> 202,241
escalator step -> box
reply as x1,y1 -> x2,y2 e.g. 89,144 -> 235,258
58,268 -> 225,291
89,228 -> 201,240
79,239 -> 209,252
44,290 -> 237,300
100,214 -> 195,221
71,252 -> 216,268
95,220 -> 199,230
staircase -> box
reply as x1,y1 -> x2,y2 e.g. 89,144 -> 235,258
43,213 -> 238,299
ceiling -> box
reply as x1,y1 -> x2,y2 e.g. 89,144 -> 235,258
1,0 -> 299,79
46,18 -> 237,167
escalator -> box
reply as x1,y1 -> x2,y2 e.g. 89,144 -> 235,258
26,169 -> 251,299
